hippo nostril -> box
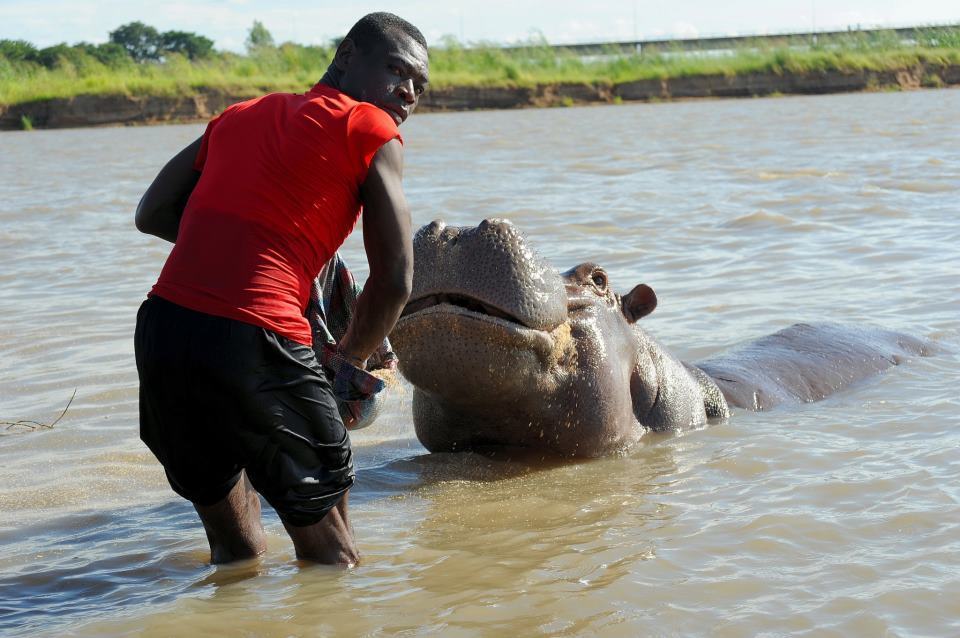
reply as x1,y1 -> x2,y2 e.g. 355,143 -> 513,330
425,220 -> 446,238
442,226 -> 462,245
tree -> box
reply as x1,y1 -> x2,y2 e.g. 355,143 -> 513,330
72,42 -> 132,68
246,20 -> 275,52
109,21 -> 161,62
161,31 -> 214,60
90,42 -> 132,67
35,43 -> 75,69
0,39 -> 38,63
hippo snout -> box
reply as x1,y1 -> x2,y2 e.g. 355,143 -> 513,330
406,220 -> 567,332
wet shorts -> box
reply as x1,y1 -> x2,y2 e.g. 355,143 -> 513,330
134,296 -> 354,527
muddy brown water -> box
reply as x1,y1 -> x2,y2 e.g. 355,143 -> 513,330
1,89 -> 958,636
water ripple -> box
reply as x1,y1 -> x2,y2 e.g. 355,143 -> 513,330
1,89 -> 959,636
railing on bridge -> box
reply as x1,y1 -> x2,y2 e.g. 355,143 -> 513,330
499,24 -> 960,56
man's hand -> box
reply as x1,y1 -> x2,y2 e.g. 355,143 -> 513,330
338,138 -> 413,363
135,136 -> 203,243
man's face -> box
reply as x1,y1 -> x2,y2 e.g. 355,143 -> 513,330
338,32 -> 429,126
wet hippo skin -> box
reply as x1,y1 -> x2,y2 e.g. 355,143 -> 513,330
391,220 -> 933,458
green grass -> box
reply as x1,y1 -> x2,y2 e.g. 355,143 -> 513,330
422,35 -> 960,88
2,28 -> 959,106
0,45 -> 332,104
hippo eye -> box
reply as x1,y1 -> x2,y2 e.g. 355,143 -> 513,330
591,271 -> 607,290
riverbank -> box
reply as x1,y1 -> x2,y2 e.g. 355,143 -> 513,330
2,61 -> 957,130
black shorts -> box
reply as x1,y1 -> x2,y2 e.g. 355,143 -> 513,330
134,296 -> 353,527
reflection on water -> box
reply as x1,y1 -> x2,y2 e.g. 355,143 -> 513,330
1,89 -> 959,636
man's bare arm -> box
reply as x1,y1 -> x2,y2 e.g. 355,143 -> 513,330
338,139 -> 413,364
135,136 -> 203,243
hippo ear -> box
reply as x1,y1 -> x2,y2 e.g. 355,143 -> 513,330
621,284 -> 657,323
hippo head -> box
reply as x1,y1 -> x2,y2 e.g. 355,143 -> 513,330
391,220 -> 709,458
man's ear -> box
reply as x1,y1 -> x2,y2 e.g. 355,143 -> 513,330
334,38 -> 357,71
621,283 -> 657,323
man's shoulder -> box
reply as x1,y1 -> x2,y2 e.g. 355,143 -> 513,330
301,84 -> 390,122
222,91 -> 308,117
296,89 -> 394,140
211,92 -> 325,136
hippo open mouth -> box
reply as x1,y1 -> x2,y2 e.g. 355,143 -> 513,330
390,220 -> 576,420
395,219 -> 569,334
401,293 -> 527,326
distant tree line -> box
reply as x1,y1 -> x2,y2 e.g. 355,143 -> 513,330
0,20 -> 309,73
3,19 -> 959,76
0,20 -> 219,71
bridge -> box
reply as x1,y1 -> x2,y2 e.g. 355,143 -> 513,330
501,24 -> 960,56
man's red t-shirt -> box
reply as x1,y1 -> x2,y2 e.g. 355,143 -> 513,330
150,83 -> 401,345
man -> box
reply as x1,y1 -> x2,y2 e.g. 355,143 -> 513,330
133,13 -> 429,566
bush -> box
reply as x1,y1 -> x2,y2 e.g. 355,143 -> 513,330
90,42 -> 134,68
0,39 -> 38,62
35,43 -> 98,71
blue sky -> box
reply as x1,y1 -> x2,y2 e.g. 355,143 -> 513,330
2,1 -> 957,51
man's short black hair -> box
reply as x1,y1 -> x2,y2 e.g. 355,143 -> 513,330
344,12 -> 427,53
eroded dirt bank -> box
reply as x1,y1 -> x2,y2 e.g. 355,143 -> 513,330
2,64 -> 957,130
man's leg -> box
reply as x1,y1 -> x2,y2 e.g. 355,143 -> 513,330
194,470 -> 267,564
136,298 -> 266,565
282,491 -> 359,566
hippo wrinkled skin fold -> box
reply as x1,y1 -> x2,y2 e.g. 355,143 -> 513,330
391,220 -> 932,458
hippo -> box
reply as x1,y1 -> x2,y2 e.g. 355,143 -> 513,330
390,220 -> 932,458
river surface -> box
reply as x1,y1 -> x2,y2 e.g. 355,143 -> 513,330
1,89 -> 958,636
